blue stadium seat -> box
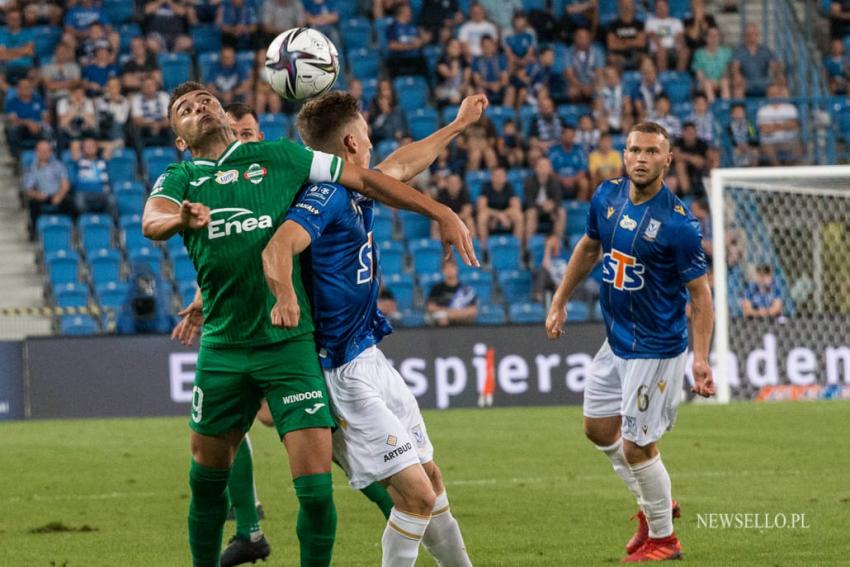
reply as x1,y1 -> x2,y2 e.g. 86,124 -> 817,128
374,17 -> 393,53
528,234 -> 547,268
96,281 -> 130,311
409,239 -> 443,275
398,309 -> 426,328
477,303 -> 505,324
60,314 -> 99,336
418,271 -> 443,300
258,113 -> 289,141
360,77 -> 379,106
236,50 -> 255,76
440,104 -> 459,126
485,105 -> 515,134
120,214 -> 147,251
509,301 -> 546,324
660,71 -> 694,104
423,44 -> 442,78
598,0 -> 619,25
103,0 -> 136,24
465,271 -> 493,303
167,235 -> 188,257
172,252 -> 197,284
118,23 -> 142,53
565,200 -> 591,236
349,48 -> 381,79
375,139 -> 399,162
143,147 -> 177,185
373,215 -> 394,242
79,214 -> 113,251
668,0 -> 693,19
54,282 -> 89,308
107,153 -> 137,185
379,240 -> 405,274
178,281 -> 199,307
498,270 -> 532,303
464,170 -> 491,201
519,105 -> 537,137
37,215 -> 73,253
115,185 -> 146,216
489,235 -> 521,270
567,301 -> 590,322
129,246 -> 164,277
88,248 -> 123,285
558,103 -> 590,126
523,0 -> 547,10
407,107 -> 440,140
32,26 -> 61,62
192,25 -> 222,54
341,18 -> 372,51
383,273 -> 415,310
399,210 -> 431,240
393,76 -> 429,112
158,53 -> 193,91
506,168 -> 530,202
46,250 -> 80,286
198,52 -> 220,82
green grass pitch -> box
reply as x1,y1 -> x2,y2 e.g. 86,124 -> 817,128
1,401 -> 848,566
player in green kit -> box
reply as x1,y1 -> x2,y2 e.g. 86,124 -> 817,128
142,82 -> 477,567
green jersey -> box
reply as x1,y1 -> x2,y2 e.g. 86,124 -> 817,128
149,139 -> 343,348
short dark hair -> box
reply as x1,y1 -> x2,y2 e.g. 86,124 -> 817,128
167,81 -> 210,125
627,122 -> 671,145
224,102 -> 257,122
296,91 -> 361,152
756,264 -> 773,275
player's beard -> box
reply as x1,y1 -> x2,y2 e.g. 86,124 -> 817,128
190,117 -> 233,155
630,166 -> 664,193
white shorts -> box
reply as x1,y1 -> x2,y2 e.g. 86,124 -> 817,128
583,341 -> 687,446
325,346 -> 434,489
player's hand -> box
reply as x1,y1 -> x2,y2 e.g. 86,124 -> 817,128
172,297 -> 204,346
453,94 -> 489,129
545,303 -> 566,340
436,208 -> 479,267
180,200 -> 211,230
691,359 -> 716,397
270,293 -> 300,329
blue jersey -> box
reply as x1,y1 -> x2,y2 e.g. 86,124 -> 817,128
286,182 -> 392,369
586,178 -> 706,359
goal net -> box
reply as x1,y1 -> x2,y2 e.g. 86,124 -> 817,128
710,166 -> 850,403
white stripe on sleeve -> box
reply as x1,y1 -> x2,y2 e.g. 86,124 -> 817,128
308,150 -> 342,184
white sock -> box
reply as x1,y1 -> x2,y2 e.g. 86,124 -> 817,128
597,437 -> 642,509
630,454 -> 673,538
382,507 -> 430,567
422,491 -> 472,567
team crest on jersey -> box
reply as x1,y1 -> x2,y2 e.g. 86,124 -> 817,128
243,163 -> 267,185
215,169 -> 239,185
674,205 -> 686,216
602,249 -> 645,291
643,218 -> 661,241
619,214 -> 638,231
606,206 -> 615,219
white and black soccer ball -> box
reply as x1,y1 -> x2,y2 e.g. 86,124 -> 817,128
264,28 -> 339,102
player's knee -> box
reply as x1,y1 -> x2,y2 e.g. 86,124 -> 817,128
583,419 -> 619,447
396,476 -> 437,515
622,439 -> 657,466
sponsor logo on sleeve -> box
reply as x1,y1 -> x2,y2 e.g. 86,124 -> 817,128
243,163 -> 267,185
303,184 -> 336,206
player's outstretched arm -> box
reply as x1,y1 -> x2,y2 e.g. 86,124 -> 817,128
545,235 -> 602,340
261,220 -> 313,329
142,198 -> 210,240
377,94 -> 489,182
337,164 -> 479,266
686,275 -> 716,397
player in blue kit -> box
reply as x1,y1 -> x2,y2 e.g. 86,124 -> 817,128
262,91 -> 484,567
546,122 -> 715,562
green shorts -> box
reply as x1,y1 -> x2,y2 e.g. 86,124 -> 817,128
191,333 -> 335,437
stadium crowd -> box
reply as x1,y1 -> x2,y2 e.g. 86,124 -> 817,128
0,0 -> 822,333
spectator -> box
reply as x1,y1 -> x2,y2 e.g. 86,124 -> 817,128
385,2 -> 430,78
188,0 -> 223,25
756,83 -> 802,166
207,46 -> 252,105
73,137 -> 111,213
687,94 -> 716,145
594,65 -> 630,133
731,23 -> 780,97
23,0 -> 64,27
588,132 -> 623,187
458,113 -> 498,171
5,78 -> 50,158
476,167 -> 523,250
830,0 -> 850,39
457,3 -> 498,58
648,95 -> 682,139
564,28 -> 604,103
430,146 -> 460,179
575,114 -> 600,153
528,95 -> 565,154
122,37 -> 161,94
377,286 -> 401,323
433,173 -> 475,237
64,0 -> 111,42
683,0 -> 717,52
645,0 -> 688,72
741,264 -> 783,319
22,140 -> 75,239
79,22 -> 116,66
302,0 -> 341,52
496,118 -> 525,167
606,0 -> 647,71
82,46 -> 121,96
691,26 -> 732,102
727,103 -> 760,166
435,38 -> 472,106
549,125 -> 591,201
418,0 -> 464,43
824,38 -> 850,94
368,79 -> 408,143
0,9 -> 35,84
477,0 -> 522,32
690,197 -> 713,261
143,0 -> 193,53
627,57 -> 663,123
96,77 -> 131,158
219,0 -> 260,50
57,82 -> 98,159
506,45 -> 553,108
471,35 -> 509,105
41,42 -> 82,103
523,157 -> 565,247
673,121 -> 716,197
532,234 -> 569,303
503,11 -> 537,67
131,77 -> 171,147
254,50 -> 283,115
259,0 -> 305,46
559,0 -> 597,40
426,257 -> 478,326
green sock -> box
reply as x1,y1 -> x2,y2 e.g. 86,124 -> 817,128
188,460 -> 230,567
293,473 -> 336,567
229,436 -> 261,540
360,481 -> 393,519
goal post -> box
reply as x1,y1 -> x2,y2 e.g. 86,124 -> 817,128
709,165 -> 850,404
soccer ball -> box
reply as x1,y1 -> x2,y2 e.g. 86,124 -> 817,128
264,28 -> 339,101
